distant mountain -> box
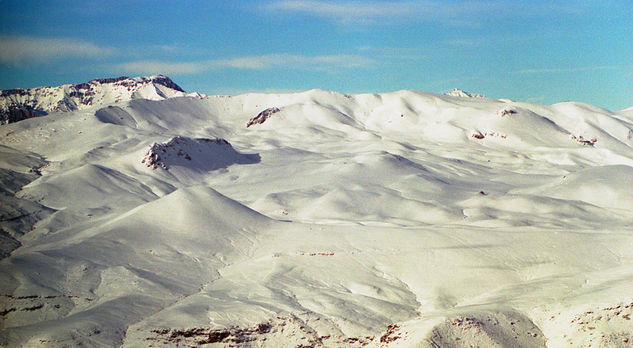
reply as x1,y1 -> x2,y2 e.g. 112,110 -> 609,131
0,75 -> 186,124
620,106 -> 633,117
444,88 -> 485,98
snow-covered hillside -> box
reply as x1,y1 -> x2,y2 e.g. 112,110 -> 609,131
0,75 -> 188,124
1,79 -> 632,347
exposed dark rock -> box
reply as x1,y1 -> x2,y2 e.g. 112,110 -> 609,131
1,89 -> 29,97
1,107 -> 47,123
247,107 -> 281,127
571,135 -> 597,146
89,76 -> 130,84
499,109 -> 517,117
150,75 -> 186,92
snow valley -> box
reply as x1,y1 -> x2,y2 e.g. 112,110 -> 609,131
1,76 -> 632,347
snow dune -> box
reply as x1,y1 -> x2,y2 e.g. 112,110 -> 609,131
1,83 -> 632,347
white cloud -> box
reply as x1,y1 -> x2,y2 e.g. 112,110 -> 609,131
211,54 -> 375,70
514,66 -> 621,74
212,56 -> 269,69
262,1 -> 586,26
116,61 -> 207,75
525,95 -> 546,103
443,33 -> 550,48
209,87 -> 305,96
444,38 -> 490,48
0,36 -> 116,64
356,46 -> 426,60
116,54 -> 375,75
265,0 -> 418,23
281,54 -> 376,69
150,44 -> 181,53
263,0 -> 501,25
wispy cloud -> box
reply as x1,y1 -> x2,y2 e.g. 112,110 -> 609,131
514,66 -> 621,74
115,54 -> 375,75
211,54 -> 376,70
262,0 -> 503,25
0,36 -> 116,65
443,33 -> 557,49
525,95 -> 546,103
424,75 -> 484,90
262,0 -> 586,26
209,87 -> 305,96
149,44 -> 183,53
356,46 -> 426,60
264,0 -> 419,23
116,61 -> 207,75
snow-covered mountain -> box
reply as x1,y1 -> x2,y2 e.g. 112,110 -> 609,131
444,88 -> 486,98
0,75 -> 187,124
1,79 -> 633,347
620,106 -> 633,118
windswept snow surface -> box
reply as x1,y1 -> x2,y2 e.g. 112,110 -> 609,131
1,84 -> 633,347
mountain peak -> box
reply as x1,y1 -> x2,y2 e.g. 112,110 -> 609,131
0,75 -> 186,124
444,88 -> 485,98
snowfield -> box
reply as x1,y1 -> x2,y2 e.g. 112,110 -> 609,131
0,79 -> 632,347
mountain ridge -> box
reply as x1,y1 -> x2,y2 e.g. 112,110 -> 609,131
0,75 -> 186,124
444,88 -> 486,98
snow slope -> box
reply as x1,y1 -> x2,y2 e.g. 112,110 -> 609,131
1,81 -> 632,347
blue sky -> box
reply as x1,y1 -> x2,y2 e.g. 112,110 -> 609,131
0,0 -> 631,110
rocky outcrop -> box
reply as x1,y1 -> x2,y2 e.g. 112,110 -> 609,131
142,136 -> 260,172
247,107 -> 281,127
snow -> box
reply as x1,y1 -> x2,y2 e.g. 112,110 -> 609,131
1,78 -> 633,347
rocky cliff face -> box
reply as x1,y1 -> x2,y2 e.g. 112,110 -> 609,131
0,75 -> 186,124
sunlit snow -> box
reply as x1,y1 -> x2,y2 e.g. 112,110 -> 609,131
1,77 -> 632,347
